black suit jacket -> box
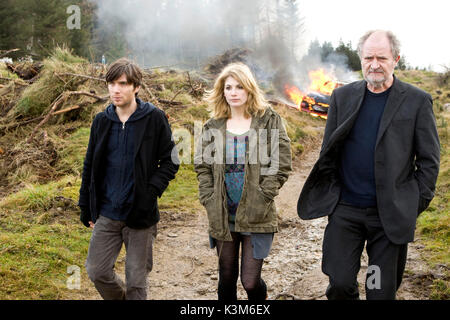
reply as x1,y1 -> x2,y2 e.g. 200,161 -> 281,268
297,76 -> 440,244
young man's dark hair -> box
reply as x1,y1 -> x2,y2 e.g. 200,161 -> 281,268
78,57 -> 179,300
105,58 -> 142,96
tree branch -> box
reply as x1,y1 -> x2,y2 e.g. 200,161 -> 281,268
0,49 -> 19,58
0,77 -> 29,86
27,91 -> 108,143
141,82 -> 160,107
55,72 -> 106,83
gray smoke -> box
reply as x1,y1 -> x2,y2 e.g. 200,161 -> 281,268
91,0 -> 267,66
90,0 -> 358,96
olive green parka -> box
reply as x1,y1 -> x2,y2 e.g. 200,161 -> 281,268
194,107 -> 292,241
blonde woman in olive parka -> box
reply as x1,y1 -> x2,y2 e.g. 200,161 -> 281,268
194,63 -> 292,301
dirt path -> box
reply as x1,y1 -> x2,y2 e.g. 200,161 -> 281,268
83,146 -> 431,300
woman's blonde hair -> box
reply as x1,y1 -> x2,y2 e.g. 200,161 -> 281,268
205,62 -> 268,119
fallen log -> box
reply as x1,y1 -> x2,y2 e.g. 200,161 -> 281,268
60,91 -> 108,101
0,117 -> 43,131
157,98 -> 183,105
27,91 -> 108,143
53,105 -> 81,115
268,98 -> 299,110
170,88 -> 184,103
56,72 -> 106,83
0,49 -> 19,58
0,76 -> 29,86
141,82 -> 160,107
0,105 -> 83,133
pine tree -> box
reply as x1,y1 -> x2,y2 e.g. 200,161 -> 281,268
0,0 -> 94,59
0,0 -> 32,54
335,41 -> 361,71
281,0 -> 304,60
320,41 -> 334,62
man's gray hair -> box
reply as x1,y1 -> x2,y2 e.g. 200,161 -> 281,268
357,30 -> 401,59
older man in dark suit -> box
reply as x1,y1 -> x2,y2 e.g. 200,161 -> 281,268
297,30 -> 440,300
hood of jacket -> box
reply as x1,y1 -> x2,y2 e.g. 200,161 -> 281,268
105,98 -> 156,123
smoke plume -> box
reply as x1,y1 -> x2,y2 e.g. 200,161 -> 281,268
90,0 -> 358,95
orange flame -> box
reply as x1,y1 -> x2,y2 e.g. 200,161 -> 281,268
284,84 -> 304,109
284,68 -> 338,120
307,68 -> 337,95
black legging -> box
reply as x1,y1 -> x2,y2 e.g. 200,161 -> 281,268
215,232 -> 267,301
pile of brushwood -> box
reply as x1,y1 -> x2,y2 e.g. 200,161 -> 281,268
203,48 -> 252,76
0,46 -> 321,197
0,47 -> 209,196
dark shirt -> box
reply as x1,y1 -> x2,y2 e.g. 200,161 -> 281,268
99,100 -> 152,221
339,86 -> 391,208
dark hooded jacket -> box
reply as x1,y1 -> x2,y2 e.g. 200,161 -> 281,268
78,99 -> 179,229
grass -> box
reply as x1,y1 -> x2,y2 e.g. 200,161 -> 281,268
275,104 -> 324,158
159,164 -> 201,211
398,69 -> 450,300
0,223 -> 90,299
0,62 -> 18,79
0,53 -> 212,299
0,123 -> 201,300
185,104 -> 211,120
55,127 -> 90,177
0,64 -> 447,299
0,176 -> 90,299
415,131 -> 450,299
0,163 -> 200,299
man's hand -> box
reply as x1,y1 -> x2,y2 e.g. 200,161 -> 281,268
89,221 -> 95,229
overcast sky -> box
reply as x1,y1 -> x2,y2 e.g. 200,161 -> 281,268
299,0 -> 449,72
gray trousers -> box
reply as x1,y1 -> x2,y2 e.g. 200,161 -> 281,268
85,215 -> 157,300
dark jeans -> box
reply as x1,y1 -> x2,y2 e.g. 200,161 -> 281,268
85,215 -> 156,300
322,204 -> 408,300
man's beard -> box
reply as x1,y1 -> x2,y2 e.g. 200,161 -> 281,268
365,68 -> 386,89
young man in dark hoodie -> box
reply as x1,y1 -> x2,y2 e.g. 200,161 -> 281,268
78,58 -> 179,300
